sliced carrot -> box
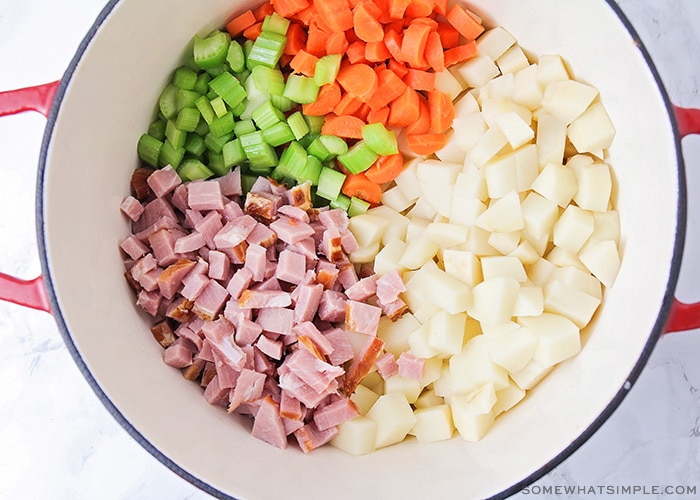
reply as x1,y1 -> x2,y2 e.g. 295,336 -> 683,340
402,68 -> 435,92
388,58 -> 409,78
405,0 -> 435,19
370,0 -> 393,23
306,20 -> 330,57
290,4 -> 315,25
346,40 -> 368,64
428,89 -> 454,134
400,21 -> 431,68
314,0 -> 354,33
405,132 -> 448,156
383,30 -> 404,63
336,63 -> 378,102
321,114 -> 366,139
225,9 -> 257,38
445,3 -> 485,40
424,31 -> 445,72
366,105 -> 390,126
284,22 -> 308,55
254,1 -> 276,21
333,92 -> 363,116
279,53 -> 293,68
326,31 -> 349,55
405,94 -> 431,135
407,16 -> 439,31
289,49 -> 319,77
365,153 -> 405,184
302,82 -> 342,116
432,0 -> 448,16
342,173 -> 383,204
242,21 -> 263,40
389,0 -> 412,20
367,67 -> 407,110
365,41 -> 391,62
387,87 -> 421,127
444,39 -> 477,67
272,0 -> 310,18
353,2 -> 384,43
354,102 -> 371,121
436,21 -> 460,49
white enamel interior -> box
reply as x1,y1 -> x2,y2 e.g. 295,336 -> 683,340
39,0 -> 681,498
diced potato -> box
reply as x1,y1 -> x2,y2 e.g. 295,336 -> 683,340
469,127 -> 510,168
481,73 -> 515,100
428,310 -> 467,356
487,230 -> 520,256
514,144 -> 539,193
486,324 -> 538,374
536,111 -> 567,168
551,265 -> 603,299
463,226 -> 500,256
361,371 -> 385,395
496,44 -> 530,75
541,79 -> 599,125
414,388 -> 445,409
521,230 -> 549,258
420,356 -> 443,389
520,191 -> 560,240
578,239 -> 621,288
450,197 -> 487,227
513,285 -> 544,317
451,114 -> 489,154
536,54 -> 570,85
434,67 -> 466,100
399,235 -> 440,270
442,248 -> 483,287
434,130 -> 467,164
411,404 -> 455,443
546,246 -> 588,272
415,160 -> 462,217
475,191 -> 524,233
453,54 -> 501,88
367,392 -> 418,449
373,238 -> 406,276
511,64 -> 544,110
393,158 -> 422,201
476,26 -> 517,60
384,374 -> 422,404
408,321 -> 441,359
573,161 -> 613,212
377,313 -> 420,358
508,239 -> 540,266
481,98 -> 532,126
567,102 -> 616,153
450,383 -> 497,441
552,205 -> 595,254
526,257 -> 556,287
368,205 -> 410,245
493,111 -> 535,149
510,357 -> 554,390
519,313 -> 581,367
421,268 -> 473,314
431,362 -> 453,398
381,185 -> 415,213
481,255 -> 527,282
406,197 -> 438,221
531,162 -> 577,207
544,280 -> 601,329
469,276 -> 520,325
411,301 -> 442,324
493,379 -> 526,415
351,384 -> 380,415
452,90 -> 481,116
405,217 -> 430,241
330,416 -> 378,456
349,242 -> 380,263
588,210 -> 620,246
425,222 -> 469,247
449,337 -> 510,394
348,213 -> 390,247
484,152 -> 518,199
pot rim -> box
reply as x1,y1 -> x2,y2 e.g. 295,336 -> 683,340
34,0 -> 687,498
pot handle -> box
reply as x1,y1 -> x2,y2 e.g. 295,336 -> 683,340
664,106 -> 700,333
0,81 -> 59,313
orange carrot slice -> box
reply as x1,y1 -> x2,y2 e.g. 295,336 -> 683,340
406,132 -> 448,155
365,153 -> 405,184
342,173 -> 383,204
226,10 -> 257,38
336,63 -> 378,102
445,3 -> 485,40
321,114 -> 366,139
302,82 -> 342,116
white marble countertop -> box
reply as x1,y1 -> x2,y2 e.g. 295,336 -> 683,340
1,1 -> 699,498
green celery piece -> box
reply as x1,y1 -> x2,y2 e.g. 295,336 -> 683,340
270,94 -> 295,112
158,140 -> 185,168
330,193 -> 351,211
232,119 -> 257,137
231,101 -> 247,117
362,122 -> 399,156
208,151 -> 231,176
240,131 -> 278,169
158,84 -> 179,120
304,114 -> 325,135
209,111 -> 236,137
193,72 -> 212,95
206,63 -> 229,77
262,121 -> 295,147
165,120 -> 187,149
210,96 -> 228,118
147,120 -> 167,141
251,66 -> 286,97
317,166 -> 346,201
319,135 -> 348,157
209,71 -> 247,108
194,119 -> 209,137
287,111 -> 309,140
205,131 -> 234,154
226,40 -> 246,74
193,30 -> 231,70
261,12 -> 290,36
348,196 -> 371,217
297,155 -> 323,185
175,107 -> 201,132
283,74 -> 319,104
195,95 -> 216,125
241,73 -> 271,120
314,54 -> 342,87
306,136 -> 332,162
184,133 -> 206,156
173,66 -> 198,90
251,100 -> 284,130
176,88 -> 201,112
178,158 -> 215,181
137,134 -> 163,168
275,140 -> 307,179
299,132 -> 319,149
241,173 -> 258,194
222,138 -> 246,167
337,140 -> 379,174
247,31 -> 287,69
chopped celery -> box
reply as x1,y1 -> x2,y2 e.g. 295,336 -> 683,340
193,30 -> 230,70
222,138 -> 246,167
240,131 -> 278,169
270,94 -> 295,112
247,31 -> 287,69
194,119 -> 209,137
208,151 -> 231,176
274,140 -> 307,179
226,40 -> 246,74
147,120 -> 166,141
304,114 -> 325,135
317,166 -> 346,201
306,137 -> 332,162
184,133 -> 206,156
330,193 -> 351,211
319,134 -> 348,157
158,140 -> 185,168
251,100 -> 284,130
205,131 -> 234,154
209,72 -> 247,108
178,158 -> 215,180
251,66 -> 286,97
193,72 -> 212,95
241,173 -> 258,194
173,66 -> 198,90
262,121 -> 295,147
165,120 -> 187,149
175,107 -> 201,132
233,119 -> 257,137
283,74 -> 319,104
210,96 -> 228,118
158,84 -> 179,120
287,111 -> 309,140
261,12 -> 290,36
241,74 -> 271,120
362,122 -> 399,156
137,134 -> 163,167
231,101 -> 247,117
337,140 -> 379,174
195,95 -> 216,124
348,196 -> 370,217
176,88 -> 201,111
299,132 -> 319,149
314,54 -> 342,87
209,111 -> 235,137
206,63 -> 229,77
297,155 -> 323,185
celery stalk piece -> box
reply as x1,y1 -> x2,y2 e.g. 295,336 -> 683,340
241,74 -> 271,120
270,95 -> 295,112
195,95 -> 216,125
231,101 -> 247,117
205,131 -> 234,154
262,122 -> 295,147
226,40 -> 246,74
208,152 -> 231,177
318,135 -> 348,157
176,88 -> 201,112
283,74 -> 320,104
206,63 -> 229,77
209,72 -> 247,108
361,122 -> 399,155
330,193 -> 351,211
314,54 -> 342,87
304,114 -> 325,135
251,66 -> 286,97
297,155 -> 323,185
165,120 -> 187,149
307,137 -> 332,162
137,134 -> 163,168
209,111 -> 236,137
194,119 -> 209,137
241,173 -> 258,194
240,131 -> 278,169
348,196 -> 371,217
247,31 -> 287,69
274,141 -> 308,180
233,119 -> 257,137
184,133 -> 206,156
222,138 -> 246,168
173,66 -> 198,90
193,30 -> 231,70
287,111 -> 310,140
210,96 -> 228,118
175,107 -> 201,132
262,12 -> 291,36
251,100 -> 284,130
193,72 -> 212,95
158,84 -> 179,120
317,166 -> 347,201
178,158 -> 215,181
148,120 -> 167,141
337,141 -> 379,174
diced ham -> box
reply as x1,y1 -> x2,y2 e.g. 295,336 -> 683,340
214,215 -> 257,249
216,167 -> 242,197
192,279 -> 230,320
292,321 -> 334,356
182,358 -> 206,381
278,370 -> 337,409
174,231 -> 206,254
163,341 -> 193,369
130,167 -> 154,201
251,395 -> 288,450
275,248 -> 306,285
320,227 -> 344,263
203,375 -> 229,406
157,258 -> 196,299
131,253 -> 158,282
180,268 -> 210,302
244,243 -> 267,282
250,176 -> 273,193
228,368 -> 266,413
337,262 -> 359,289
188,179 -> 224,211
340,228 -> 359,254
379,297 -> 408,320
226,267 -> 253,299
280,391 -> 303,420
133,197 -> 179,234
255,307 -> 294,335
221,200 -> 245,222
316,260 -> 339,290
137,289 -> 161,316
223,297 -> 253,327
201,318 -> 246,372
318,207 -> 349,231
270,216 -> 316,245
165,297 -> 194,323
376,352 -> 399,380
286,182 -> 313,211
138,268 -> 161,292
277,204 -> 310,223
318,290 -> 347,322
207,250 -> 231,281
376,270 -> 406,304
245,191 -> 282,221
235,317 -> 263,345
175,324 -> 203,351
120,195 -> 145,222
313,397 -> 360,431
293,284 -> 324,323
120,235 -> 150,260
238,289 -> 292,309
324,328 -> 355,366
256,334 -> 284,360
148,228 -> 182,267
283,348 -> 344,394
184,208 -> 204,229
150,321 -> 176,348
246,222 -> 277,247
147,164 -> 182,198
397,352 -> 425,381
345,300 -> 382,336
342,335 -> 385,395
294,422 -> 339,453
171,184 -> 189,213
344,274 -> 379,301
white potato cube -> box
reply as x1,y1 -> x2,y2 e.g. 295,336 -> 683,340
520,192 -> 559,240
477,26 -> 516,60
531,162 -> 577,207
425,222 -> 469,247
348,213 -> 390,247
521,230 -> 550,258
405,217 -> 430,241
573,161 -> 613,212
408,321 -> 441,359
588,210 -> 620,247
373,238 -> 406,276
450,197 -> 487,227
469,277 -> 520,326
368,205 -> 410,244
493,380 -> 526,415
367,392 -> 418,449
449,338 -> 509,395
546,246 -> 588,272
519,313 -> 581,367
578,239 -> 621,288
494,112 -> 535,149
393,158 -> 422,201
536,111 -> 567,168
509,239 -> 540,266
481,255 -> 527,282
349,243 -> 380,264
412,301 -> 442,324
486,324 -> 538,374
481,73 -> 516,100
463,226 -> 500,256
416,160 -> 462,217
552,205 -> 595,254
526,258 -> 556,287
428,310 -> 467,356
330,417 -> 377,455
452,114 -> 489,154
421,356 -> 443,389
351,384 -> 380,415
487,230 -> 521,255
567,102 -> 616,152
450,383 -> 497,441
541,79 -> 599,125
496,44 -> 530,75
475,191 -> 524,233
442,248 -> 483,287
453,90 -> 481,116
360,371 -> 384,395
513,285 -> 545,317
456,166 -> 488,200
536,54 -> 570,85
544,280 -> 601,329
484,152 -> 518,199
510,358 -> 554,390
434,68 -> 466,100
551,265 -> 603,299
514,144 -> 539,193
406,197 -> 438,221
481,98 -> 532,126
384,374 -> 422,404
434,130 -> 467,164
414,388 -> 445,409
468,126 -> 509,167
512,64 -> 544,110
411,405 -> 455,443
454,54 -> 501,88
377,314 -> 420,358
399,235 -> 440,270
422,268 -> 473,314
381,185 -> 415,213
